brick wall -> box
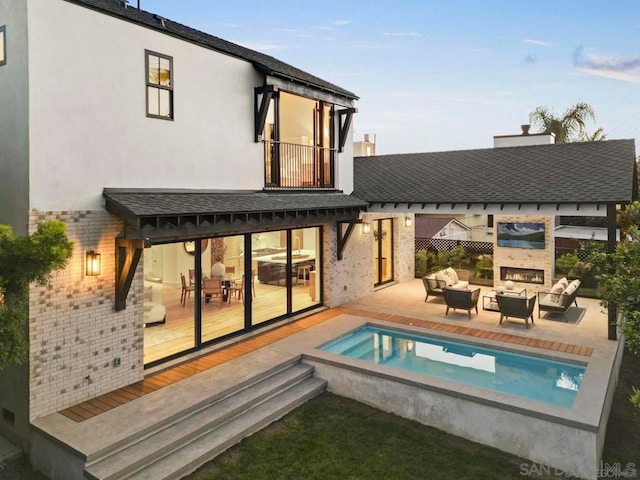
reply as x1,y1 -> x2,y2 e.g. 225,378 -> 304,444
28,211 -> 144,420
493,215 -> 554,294
323,213 -> 415,307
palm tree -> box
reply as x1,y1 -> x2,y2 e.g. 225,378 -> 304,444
529,102 -> 604,143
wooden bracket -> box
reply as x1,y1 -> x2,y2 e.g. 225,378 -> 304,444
115,237 -> 147,311
254,85 -> 276,142
338,108 -> 357,153
337,220 -> 362,260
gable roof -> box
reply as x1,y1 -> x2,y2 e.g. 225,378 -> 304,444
415,217 -> 470,238
62,0 -> 357,100
353,139 -> 637,205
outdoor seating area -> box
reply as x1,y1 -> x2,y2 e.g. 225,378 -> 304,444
497,293 -> 537,328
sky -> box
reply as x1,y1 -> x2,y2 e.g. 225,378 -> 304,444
138,0 -> 640,155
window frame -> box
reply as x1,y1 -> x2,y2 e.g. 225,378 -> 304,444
145,49 -> 173,120
0,26 -> 6,67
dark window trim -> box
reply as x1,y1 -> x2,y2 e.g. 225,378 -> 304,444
145,49 -> 173,120
0,26 -> 6,67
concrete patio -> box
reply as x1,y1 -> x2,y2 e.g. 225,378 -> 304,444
30,279 -> 622,480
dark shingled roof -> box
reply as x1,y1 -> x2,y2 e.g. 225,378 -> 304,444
63,0 -> 357,100
104,189 -> 368,217
353,139 -> 637,205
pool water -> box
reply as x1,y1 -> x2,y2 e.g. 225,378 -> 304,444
321,326 -> 585,408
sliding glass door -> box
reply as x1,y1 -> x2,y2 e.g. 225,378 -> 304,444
143,227 -> 322,366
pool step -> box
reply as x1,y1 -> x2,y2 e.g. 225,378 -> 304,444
83,362 -> 326,480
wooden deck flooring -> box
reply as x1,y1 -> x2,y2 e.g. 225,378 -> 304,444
59,306 -> 593,423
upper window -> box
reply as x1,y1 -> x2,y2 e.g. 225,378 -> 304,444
145,50 -> 173,119
0,26 -> 6,67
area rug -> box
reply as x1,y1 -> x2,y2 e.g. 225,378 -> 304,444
541,306 -> 586,325
144,328 -> 188,348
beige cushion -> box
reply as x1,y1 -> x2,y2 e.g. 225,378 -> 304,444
541,293 -> 561,307
550,283 -> 564,302
435,271 -> 453,287
564,280 -> 580,296
445,267 -> 459,284
557,277 -> 569,289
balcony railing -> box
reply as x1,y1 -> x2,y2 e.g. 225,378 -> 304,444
264,140 -> 336,189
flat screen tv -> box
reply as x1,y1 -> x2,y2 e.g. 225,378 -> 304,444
496,222 -> 545,250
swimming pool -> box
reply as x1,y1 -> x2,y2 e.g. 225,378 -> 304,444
321,325 -> 585,408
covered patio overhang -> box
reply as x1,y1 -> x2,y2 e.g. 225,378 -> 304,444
353,139 -> 638,342
103,188 -> 368,311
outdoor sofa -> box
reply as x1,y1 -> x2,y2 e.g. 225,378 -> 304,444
537,277 -> 581,322
422,267 -> 470,301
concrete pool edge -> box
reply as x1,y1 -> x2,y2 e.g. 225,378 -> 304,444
302,319 -> 625,480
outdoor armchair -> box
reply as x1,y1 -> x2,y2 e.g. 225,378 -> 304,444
443,286 -> 481,318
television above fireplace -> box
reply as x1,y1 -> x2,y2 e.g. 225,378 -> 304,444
497,222 -> 545,250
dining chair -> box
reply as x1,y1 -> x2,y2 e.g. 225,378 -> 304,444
228,275 -> 244,303
180,273 -> 195,306
188,268 -> 196,286
202,278 -> 224,309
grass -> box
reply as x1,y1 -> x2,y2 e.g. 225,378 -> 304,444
184,349 -> 640,480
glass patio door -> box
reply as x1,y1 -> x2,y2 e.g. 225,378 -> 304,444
372,218 -> 394,286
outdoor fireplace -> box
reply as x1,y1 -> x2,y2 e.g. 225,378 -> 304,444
500,267 -> 544,285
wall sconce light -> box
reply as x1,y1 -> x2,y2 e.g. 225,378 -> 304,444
86,250 -> 101,276
406,340 -> 414,353
362,222 -> 371,234
405,216 -> 413,228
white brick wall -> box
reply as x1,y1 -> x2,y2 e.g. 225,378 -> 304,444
28,211 -> 144,420
323,213 -> 415,307
493,215 -> 555,294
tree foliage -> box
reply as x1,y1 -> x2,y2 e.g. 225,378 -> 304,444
587,203 -> 640,355
0,220 -> 73,369
529,102 -> 605,143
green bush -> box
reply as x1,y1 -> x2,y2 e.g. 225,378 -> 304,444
567,261 -> 591,280
475,257 -> 494,279
555,253 -> 580,275
415,251 -> 429,277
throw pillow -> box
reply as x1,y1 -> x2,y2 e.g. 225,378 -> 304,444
445,267 -> 459,284
550,283 -> 564,303
435,271 -> 453,287
558,277 -> 569,289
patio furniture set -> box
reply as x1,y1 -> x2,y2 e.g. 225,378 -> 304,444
423,270 -> 581,328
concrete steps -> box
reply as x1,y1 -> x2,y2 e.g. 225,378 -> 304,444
84,361 -> 325,480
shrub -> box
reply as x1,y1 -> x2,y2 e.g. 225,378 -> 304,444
475,257 -> 494,279
555,253 -> 579,275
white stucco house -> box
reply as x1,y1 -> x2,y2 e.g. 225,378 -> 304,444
0,0 -> 417,466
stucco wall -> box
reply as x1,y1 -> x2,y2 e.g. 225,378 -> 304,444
28,210 -> 143,420
26,0 -> 263,211
0,0 -> 29,234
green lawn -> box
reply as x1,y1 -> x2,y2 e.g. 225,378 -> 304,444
185,350 -> 640,480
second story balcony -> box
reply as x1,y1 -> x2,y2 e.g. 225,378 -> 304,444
264,140 -> 336,189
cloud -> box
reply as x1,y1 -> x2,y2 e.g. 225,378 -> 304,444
382,32 -> 422,37
522,38 -> 551,47
574,46 -> 640,83
332,19 -> 351,26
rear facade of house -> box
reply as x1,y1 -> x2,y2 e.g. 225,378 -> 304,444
0,0 -> 415,454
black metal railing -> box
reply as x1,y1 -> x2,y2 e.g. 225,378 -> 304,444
264,140 -> 335,189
